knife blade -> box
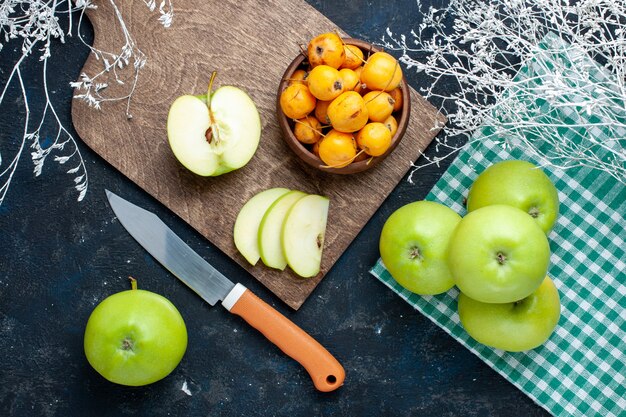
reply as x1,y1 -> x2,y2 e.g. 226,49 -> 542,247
105,190 -> 345,392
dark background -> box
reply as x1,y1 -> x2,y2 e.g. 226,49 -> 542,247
0,1 -> 550,416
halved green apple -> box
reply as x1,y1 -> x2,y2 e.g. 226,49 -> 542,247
282,194 -> 329,278
258,191 -> 307,270
166,73 -> 261,176
234,188 -> 290,266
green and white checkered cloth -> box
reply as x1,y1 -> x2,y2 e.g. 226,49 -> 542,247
371,33 -> 625,417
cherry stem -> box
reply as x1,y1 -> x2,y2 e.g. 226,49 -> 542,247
335,30 -> 368,65
293,118 -> 325,137
364,90 -> 394,105
320,148 -> 367,169
284,76 -> 308,83
297,43 -> 308,58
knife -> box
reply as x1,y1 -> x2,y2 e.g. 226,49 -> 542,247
105,190 -> 345,392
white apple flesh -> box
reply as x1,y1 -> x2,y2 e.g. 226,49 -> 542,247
282,194 -> 330,278
458,276 -> 561,352
234,188 -> 290,266
258,191 -> 307,270
167,84 -> 261,176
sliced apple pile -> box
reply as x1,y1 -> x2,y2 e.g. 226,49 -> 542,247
234,188 -> 330,278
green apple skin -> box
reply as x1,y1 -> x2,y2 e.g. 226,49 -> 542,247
234,188 -> 290,266
458,276 -> 561,352
282,194 -> 330,278
167,85 -> 261,176
379,200 -> 462,295
258,190 -> 307,270
448,204 -> 550,304
466,160 -> 559,234
84,289 -> 187,386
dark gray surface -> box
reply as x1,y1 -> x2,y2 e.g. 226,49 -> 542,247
0,1 -> 550,416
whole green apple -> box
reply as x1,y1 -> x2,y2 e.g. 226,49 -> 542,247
448,204 -> 550,303
458,276 -> 561,352
84,279 -> 188,386
379,200 -> 462,295
466,160 -> 559,234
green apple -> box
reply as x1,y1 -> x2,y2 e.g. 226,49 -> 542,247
167,72 -> 261,176
282,194 -> 330,278
448,204 -> 550,303
458,276 -> 561,351
466,160 -> 559,234
234,188 -> 290,266
379,200 -> 462,295
258,190 -> 307,270
84,278 -> 187,386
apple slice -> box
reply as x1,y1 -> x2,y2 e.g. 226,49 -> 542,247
167,73 -> 261,176
234,188 -> 290,266
258,191 -> 307,270
282,194 -> 330,278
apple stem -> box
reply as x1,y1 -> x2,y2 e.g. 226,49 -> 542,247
206,71 -> 221,145
381,61 -> 400,92
207,71 -> 217,105
129,276 -> 138,291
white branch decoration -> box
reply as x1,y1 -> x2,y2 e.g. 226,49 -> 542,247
0,0 -> 173,206
382,0 -> 625,184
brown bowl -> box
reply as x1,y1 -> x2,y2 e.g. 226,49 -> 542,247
276,38 -> 410,174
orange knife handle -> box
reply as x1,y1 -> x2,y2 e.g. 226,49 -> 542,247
223,284 -> 345,392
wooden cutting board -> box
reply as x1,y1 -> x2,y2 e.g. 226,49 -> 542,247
72,0 -> 445,310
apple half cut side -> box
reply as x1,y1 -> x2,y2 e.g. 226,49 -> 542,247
166,85 -> 261,177
458,276 -> 561,352
234,188 -> 290,266
258,191 -> 307,270
282,194 -> 330,278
